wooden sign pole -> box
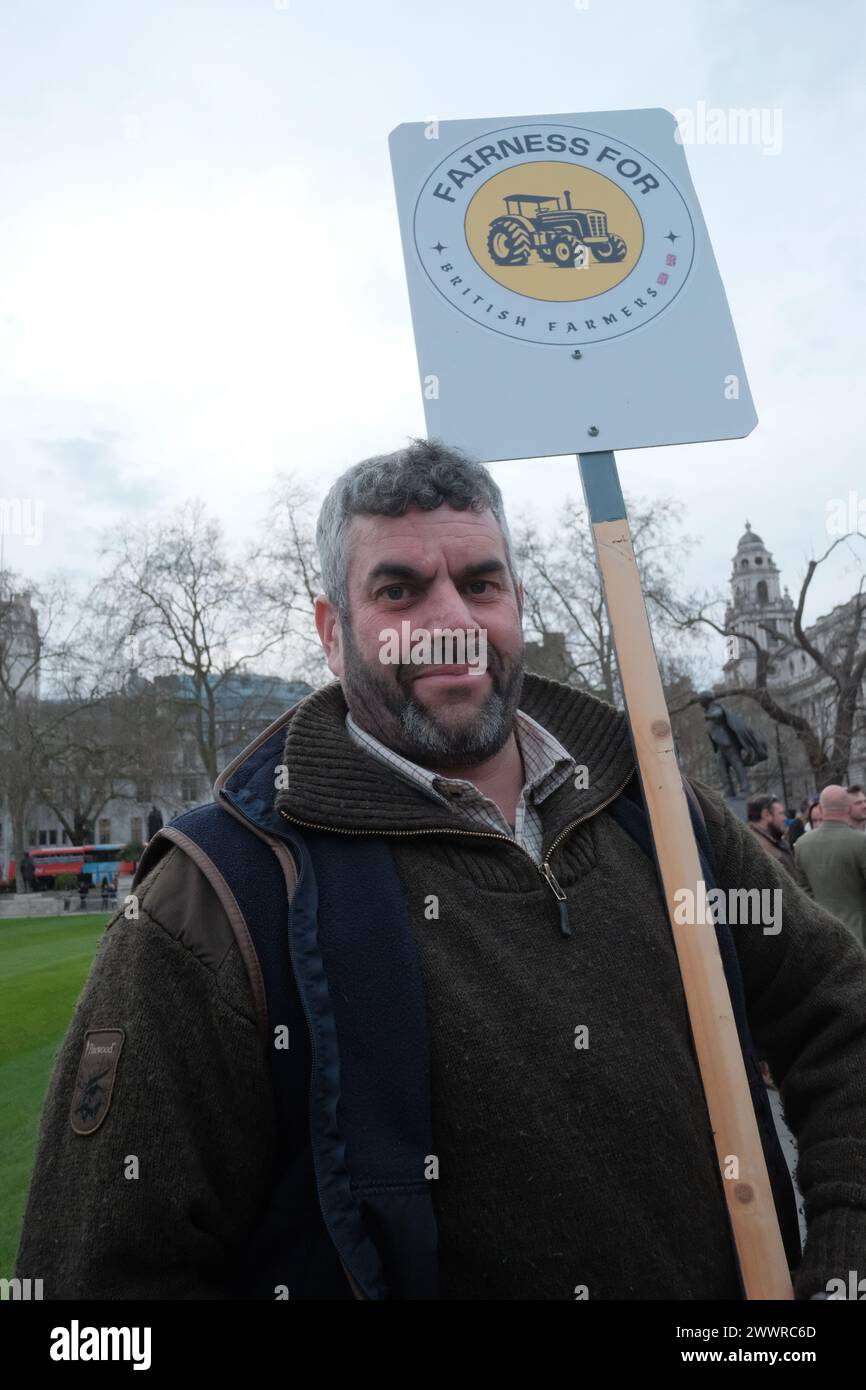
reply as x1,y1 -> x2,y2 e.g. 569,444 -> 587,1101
577,449 -> 794,1301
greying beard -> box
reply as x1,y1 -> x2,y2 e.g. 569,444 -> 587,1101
396,680 -> 521,766
339,612 -> 524,768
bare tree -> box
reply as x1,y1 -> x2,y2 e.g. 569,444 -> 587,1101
250,474 -> 330,688
514,495 -> 710,705
98,499 -> 302,783
34,686 -> 178,845
0,573 -> 79,888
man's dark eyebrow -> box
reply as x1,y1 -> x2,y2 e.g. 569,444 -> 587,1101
366,558 -> 507,587
455,559 -> 507,581
366,562 -> 429,585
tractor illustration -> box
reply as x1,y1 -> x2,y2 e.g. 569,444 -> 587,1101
486,191 -> 628,268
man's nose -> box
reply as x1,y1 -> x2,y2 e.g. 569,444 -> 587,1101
418,582 -> 477,632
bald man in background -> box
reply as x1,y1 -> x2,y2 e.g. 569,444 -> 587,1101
795,785 -> 866,949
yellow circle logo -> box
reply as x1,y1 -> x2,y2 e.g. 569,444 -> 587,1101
464,160 -> 643,303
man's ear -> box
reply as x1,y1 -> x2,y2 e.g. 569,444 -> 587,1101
517,576 -> 525,619
315,595 -> 344,679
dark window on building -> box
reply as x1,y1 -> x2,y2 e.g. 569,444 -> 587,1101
756,580 -> 768,605
755,556 -> 763,565
48,829 -> 57,845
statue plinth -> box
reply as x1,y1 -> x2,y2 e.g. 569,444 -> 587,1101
724,792 -> 749,822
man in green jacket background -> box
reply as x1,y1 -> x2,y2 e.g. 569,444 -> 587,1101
795,785 -> 866,948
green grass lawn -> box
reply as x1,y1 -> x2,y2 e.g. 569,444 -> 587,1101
0,913 -> 109,1281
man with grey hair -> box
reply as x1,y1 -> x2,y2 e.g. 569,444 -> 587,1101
312,439 -> 530,824
795,784 -> 866,947
15,439 -> 866,1302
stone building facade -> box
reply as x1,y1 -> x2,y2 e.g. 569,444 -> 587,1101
721,523 -> 866,804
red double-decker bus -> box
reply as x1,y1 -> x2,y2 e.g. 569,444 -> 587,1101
12,845 -> 136,890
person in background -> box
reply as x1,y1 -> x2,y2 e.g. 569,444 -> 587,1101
787,800 -> 808,850
747,794 -> 797,877
20,851 -> 36,893
806,798 -> 823,832
795,785 -> 866,949
749,792 -> 796,1088
846,784 -> 866,833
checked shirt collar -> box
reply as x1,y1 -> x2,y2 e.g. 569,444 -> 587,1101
345,706 -> 577,866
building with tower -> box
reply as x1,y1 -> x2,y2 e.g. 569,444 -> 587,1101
721,523 -> 866,800
723,524 -> 797,688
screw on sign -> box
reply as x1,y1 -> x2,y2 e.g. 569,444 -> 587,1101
390,108 -> 791,1299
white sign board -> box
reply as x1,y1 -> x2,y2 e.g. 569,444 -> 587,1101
389,108 -> 757,461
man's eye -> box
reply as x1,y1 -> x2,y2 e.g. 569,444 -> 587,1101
383,585 -> 409,601
467,580 -> 494,595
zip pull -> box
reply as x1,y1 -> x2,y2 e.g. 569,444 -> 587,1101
540,861 -> 571,938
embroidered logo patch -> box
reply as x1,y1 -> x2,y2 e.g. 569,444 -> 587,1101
70,1029 -> 125,1135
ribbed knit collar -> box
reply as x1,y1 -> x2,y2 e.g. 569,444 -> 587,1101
274,672 -> 635,840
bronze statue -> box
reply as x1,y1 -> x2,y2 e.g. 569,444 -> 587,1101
698,692 -> 768,798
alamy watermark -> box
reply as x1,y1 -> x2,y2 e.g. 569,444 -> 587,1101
378,621 -> 488,675
673,882 -> 782,935
0,497 -> 43,545
826,491 -> 866,537
0,1276 -> 43,1299
825,1270 -> 866,1299
49,1321 -> 151,1369
673,102 -> 783,157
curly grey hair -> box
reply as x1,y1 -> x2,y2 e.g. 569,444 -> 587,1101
316,438 -> 519,616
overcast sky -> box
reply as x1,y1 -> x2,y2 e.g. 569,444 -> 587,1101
1,0 -> 864,670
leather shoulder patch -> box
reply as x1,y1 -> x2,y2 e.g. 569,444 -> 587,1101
137,842 -> 236,973
70,1028 -> 125,1135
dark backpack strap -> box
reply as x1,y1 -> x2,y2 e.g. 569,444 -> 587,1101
135,804 -> 351,1299
140,803 -> 439,1300
159,804 -> 311,1139
606,775 -> 802,1276
134,817 -> 271,1042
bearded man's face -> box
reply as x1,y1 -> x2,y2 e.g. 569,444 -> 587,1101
315,504 -> 525,767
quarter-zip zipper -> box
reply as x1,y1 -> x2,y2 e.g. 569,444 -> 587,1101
278,770 -> 632,939
539,861 -> 570,937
